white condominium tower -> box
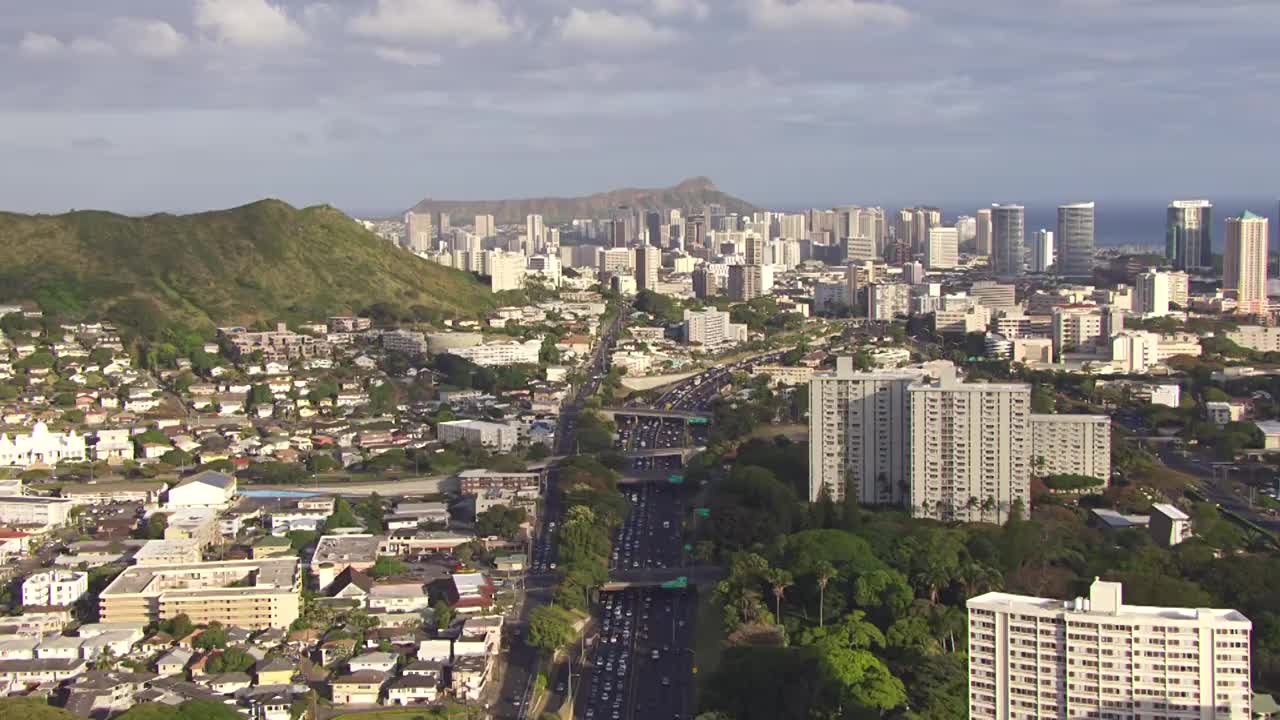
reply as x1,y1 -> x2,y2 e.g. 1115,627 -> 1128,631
908,364 -> 1030,524
807,359 -> 931,505
968,579 -> 1252,720
1056,202 -> 1096,278
926,227 -> 959,269
474,214 -> 496,240
991,204 -> 1026,277
1223,211 -> 1269,316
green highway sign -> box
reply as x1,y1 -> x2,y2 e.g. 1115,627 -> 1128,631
695,508 -> 710,518
668,474 -> 684,484
688,417 -> 709,425
660,576 -> 689,590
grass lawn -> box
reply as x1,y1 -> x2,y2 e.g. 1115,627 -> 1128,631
331,704 -> 470,720
692,589 -> 725,702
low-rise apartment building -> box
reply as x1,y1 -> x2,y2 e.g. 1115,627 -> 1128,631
98,559 -> 301,629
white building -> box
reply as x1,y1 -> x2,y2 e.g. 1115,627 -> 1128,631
682,309 -> 747,349
925,227 -> 958,270
1030,229 -> 1054,273
968,579 -> 1252,720
383,330 -> 428,356
484,251 -> 527,292
437,421 -> 518,452
1052,306 -> 1104,358
0,497 -> 74,529
868,283 -> 911,321
165,471 -> 237,509
1226,325 -> 1280,353
22,570 -> 89,607
909,365 -> 1030,524
1029,414 -> 1111,484
1134,268 -> 1172,316
1150,503 -> 1194,547
449,339 -> 542,367
0,422 -> 86,468
808,360 -> 932,506
1223,211 -> 1269,315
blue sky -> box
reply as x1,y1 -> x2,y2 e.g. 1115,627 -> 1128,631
2,0 -> 1278,214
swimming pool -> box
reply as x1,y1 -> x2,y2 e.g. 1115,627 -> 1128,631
239,489 -> 325,498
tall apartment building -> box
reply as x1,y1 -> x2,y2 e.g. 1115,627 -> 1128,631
692,264 -> 718,299
955,215 -> 977,250
1052,306 -> 1104,358
1167,199 -> 1213,270
683,309 -> 746,348
404,211 -> 433,253
1135,268 -> 1172,316
1056,202 -> 1096,277
926,227 -> 959,269
968,579 -> 1252,720
1168,270 -> 1189,308
483,251 -> 526,292
778,213 -> 807,240
599,247 -> 633,276
868,283 -> 911,321
1223,211 -> 1269,315
634,245 -> 661,293
99,559 -> 302,630
992,204 -> 1026,277
1029,414 -> 1111,483
807,360 -> 931,504
727,265 -> 764,301
975,208 -> 993,256
908,365 -> 1031,523
744,234 -> 765,266
970,280 -> 1018,309
474,214 -> 496,240
525,214 -> 545,253
1030,229 -> 1055,273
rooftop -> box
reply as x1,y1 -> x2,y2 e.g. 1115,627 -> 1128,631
177,470 -> 236,490
313,535 -> 382,565
1151,503 -> 1191,521
100,558 -> 299,597
970,579 -> 1249,624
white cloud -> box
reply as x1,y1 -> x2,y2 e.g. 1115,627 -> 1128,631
745,0 -> 912,31
349,0 -> 516,46
68,37 -> 116,56
195,0 -> 307,49
18,32 -> 64,57
555,9 -> 679,51
373,46 -> 443,66
653,0 -> 710,20
111,19 -> 188,58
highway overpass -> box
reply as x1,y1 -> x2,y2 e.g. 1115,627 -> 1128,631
599,407 -> 713,421
601,566 -> 721,591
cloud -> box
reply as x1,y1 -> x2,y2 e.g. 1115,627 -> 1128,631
373,46 -> 443,67
68,37 -> 116,56
70,137 -> 116,151
195,0 -> 307,49
653,0 -> 710,20
555,9 -> 679,51
745,0 -> 912,31
18,32 -> 64,57
349,0 -> 516,46
111,19 -> 188,58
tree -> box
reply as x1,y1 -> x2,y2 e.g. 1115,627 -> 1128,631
323,498 -> 360,531
193,622 -> 228,650
814,561 -> 836,629
146,513 -> 169,540
432,599 -> 456,630
528,605 -> 575,655
476,505 -> 528,540
206,646 -> 255,673
161,613 -> 194,640
368,556 -> 405,578
766,568 -> 794,626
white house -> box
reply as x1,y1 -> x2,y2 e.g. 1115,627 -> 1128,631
165,471 -> 237,508
22,569 -> 88,607
347,651 -> 398,674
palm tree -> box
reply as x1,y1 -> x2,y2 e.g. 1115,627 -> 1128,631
767,569 -> 794,625
958,562 -> 1004,598
912,563 -> 952,605
814,561 -> 837,629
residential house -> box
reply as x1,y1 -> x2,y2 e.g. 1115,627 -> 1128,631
253,657 -> 295,686
156,648 -> 193,676
385,674 -> 439,705
331,670 -> 385,705
347,651 -> 398,674
204,672 -> 252,695
450,654 -> 491,701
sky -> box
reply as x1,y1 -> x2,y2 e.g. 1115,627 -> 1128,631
3,0 -> 1279,215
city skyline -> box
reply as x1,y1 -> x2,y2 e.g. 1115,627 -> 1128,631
3,0 -> 1280,213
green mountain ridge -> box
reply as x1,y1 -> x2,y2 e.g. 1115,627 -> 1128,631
0,199 -> 492,336
409,176 -> 759,225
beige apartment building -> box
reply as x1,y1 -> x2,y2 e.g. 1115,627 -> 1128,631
968,579 -> 1252,720
908,366 -> 1031,524
98,559 -> 301,629
1223,211 -> 1269,315
1029,414 -> 1112,483
1226,325 -> 1280,354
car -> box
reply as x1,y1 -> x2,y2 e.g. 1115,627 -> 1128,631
661,676 -> 671,687
651,649 -> 660,660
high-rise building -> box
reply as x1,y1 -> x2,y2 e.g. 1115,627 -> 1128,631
970,280 -> 1017,309
1030,229 -> 1055,273
779,213 -> 807,241
684,219 -> 706,250
1056,202 -> 1096,278
868,283 -> 911,321
437,212 -> 451,237
968,579 -> 1252,720
683,309 -> 746,348
975,208 -> 993,256
1029,414 -> 1111,482
635,245 -> 661,293
991,204 -> 1026,277
925,227 -> 959,269
525,214 -> 545,253
484,251 -> 526,292
745,234 -> 765,266
727,264 -> 763,301
1168,270 -> 1190,307
843,236 -> 876,263
807,360 -> 932,504
692,264 -> 717,299
1052,306 -> 1104,358
474,214 -> 496,240
908,365 -> 1031,523
404,211 -> 433,253
1167,199 -> 1213,270
955,215 -> 977,251
1135,268 -> 1172,316
1223,211 -> 1269,315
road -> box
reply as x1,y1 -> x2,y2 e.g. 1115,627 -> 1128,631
1158,446 -> 1280,533
494,302 -> 629,720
